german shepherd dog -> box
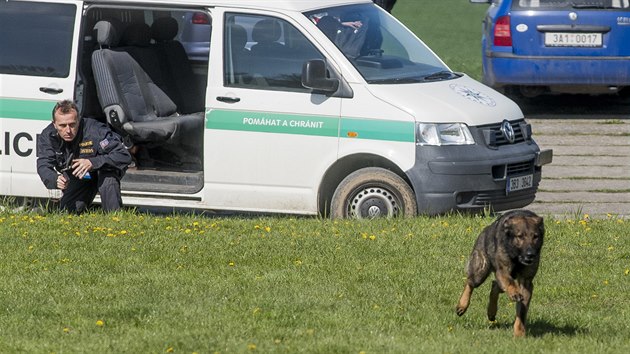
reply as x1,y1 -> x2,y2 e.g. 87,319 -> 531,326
456,210 -> 545,337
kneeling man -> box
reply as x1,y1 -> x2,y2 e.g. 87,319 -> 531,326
37,100 -> 131,213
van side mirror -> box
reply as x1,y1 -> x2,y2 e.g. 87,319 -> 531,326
302,59 -> 340,94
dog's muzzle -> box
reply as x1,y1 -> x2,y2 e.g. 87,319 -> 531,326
519,249 -> 538,265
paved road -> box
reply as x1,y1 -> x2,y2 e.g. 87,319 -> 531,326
520,95 -> 630,219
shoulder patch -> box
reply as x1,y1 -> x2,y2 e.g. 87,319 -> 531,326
99,139 -> 110,149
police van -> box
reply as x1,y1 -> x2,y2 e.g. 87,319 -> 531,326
0,0 -> 552,217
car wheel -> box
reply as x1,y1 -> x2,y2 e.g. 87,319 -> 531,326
330,167 -> 417,219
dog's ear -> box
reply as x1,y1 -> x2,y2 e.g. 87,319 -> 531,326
532,215 -> 543,226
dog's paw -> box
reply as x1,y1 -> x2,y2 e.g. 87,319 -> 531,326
508,291 -> 524,303
506,284 -> 523,302
456,305 -> 467,316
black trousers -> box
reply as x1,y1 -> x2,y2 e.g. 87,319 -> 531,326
59,170 -> 123,213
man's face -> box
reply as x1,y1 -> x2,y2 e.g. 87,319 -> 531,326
53,110 -> 79,142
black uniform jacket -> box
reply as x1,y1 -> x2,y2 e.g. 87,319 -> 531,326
37,118 -> 132,189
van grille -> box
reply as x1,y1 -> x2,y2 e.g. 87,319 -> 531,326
480,120 -> 530,147
507,160 -> 534,175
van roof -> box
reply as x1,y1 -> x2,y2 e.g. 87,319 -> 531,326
84,0 -> 373,12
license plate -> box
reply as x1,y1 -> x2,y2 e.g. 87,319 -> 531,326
544,32 -> 602,47
507,174 -> 533,193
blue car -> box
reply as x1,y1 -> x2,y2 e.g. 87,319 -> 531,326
471,0 -> 630,97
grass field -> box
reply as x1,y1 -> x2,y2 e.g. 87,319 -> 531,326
1,212 -> 629,353
394,0 -> 488,80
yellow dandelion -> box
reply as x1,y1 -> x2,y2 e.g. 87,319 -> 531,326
166,347 -> 174,353
63,327 -> 71,333
608,246 -> 614,251
265,226 -> 271,233
624,269 -> 629,276
119,230 -> 127,235
294,259 -> 303,266
185,228 -> 192,233
229,261 -> 235,267
111,216 -> 120,222
369,235 -> 376,240
96,319 -> 104,327
603,280 -> 609,285
247,343 -> 257,351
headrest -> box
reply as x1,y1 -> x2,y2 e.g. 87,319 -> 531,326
120,23 -> 151,47
252,19 -> 282,44
93,20 -> 121,47
151,17 -> 178,42
229,24 -> 247,49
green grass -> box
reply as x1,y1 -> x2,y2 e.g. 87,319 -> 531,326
2,211 -> 629,353
394,0 -> 488,80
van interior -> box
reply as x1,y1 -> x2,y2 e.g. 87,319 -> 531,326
79,5 -> 211,194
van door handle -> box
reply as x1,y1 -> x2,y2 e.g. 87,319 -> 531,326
216,96 -> 240,103
39,87 -> 64,95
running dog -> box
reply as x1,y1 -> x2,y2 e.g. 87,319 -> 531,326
456,210 -> 545,337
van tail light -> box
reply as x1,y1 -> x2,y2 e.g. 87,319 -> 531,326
493,15 -> 512,46
192,12 -> 210,25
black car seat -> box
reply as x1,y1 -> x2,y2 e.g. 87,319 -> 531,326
250,19 -> 287,57
150,17 -> 205,114
91,20 -> 203,153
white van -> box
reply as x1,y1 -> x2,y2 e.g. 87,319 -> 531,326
0,0 -> 552,217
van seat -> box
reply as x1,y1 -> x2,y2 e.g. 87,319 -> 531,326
91,20 -> 203,154
150,17 -> 205,114
118,23 -> 166,95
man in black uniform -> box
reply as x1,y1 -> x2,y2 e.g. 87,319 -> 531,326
37,100 -> 131,213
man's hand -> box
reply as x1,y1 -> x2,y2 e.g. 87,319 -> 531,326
57,174 -> 68,190
71,158 -> 93,179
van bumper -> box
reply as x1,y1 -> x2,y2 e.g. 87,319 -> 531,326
405,138 -> 552,215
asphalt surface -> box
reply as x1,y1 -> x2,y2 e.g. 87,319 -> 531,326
519,94 -> 630,219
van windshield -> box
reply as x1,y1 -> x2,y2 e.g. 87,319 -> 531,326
305,4 -> 454,84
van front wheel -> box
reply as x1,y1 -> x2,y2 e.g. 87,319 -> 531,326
330,167 -> 417,219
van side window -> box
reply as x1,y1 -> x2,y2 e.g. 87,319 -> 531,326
224,13 -> 325,91
0,2 -> 75,78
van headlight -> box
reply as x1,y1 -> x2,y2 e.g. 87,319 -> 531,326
416,123 -> 475,146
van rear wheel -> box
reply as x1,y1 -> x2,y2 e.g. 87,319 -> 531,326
330,167 -> 417,219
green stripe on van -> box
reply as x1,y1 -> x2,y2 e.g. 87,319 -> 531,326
207,109 -> 415,142
341,118 -> 415,143
206,109 -> 339,137
0,98 -> 55,120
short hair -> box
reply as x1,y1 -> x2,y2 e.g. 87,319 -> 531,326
51,99 -> 78,121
